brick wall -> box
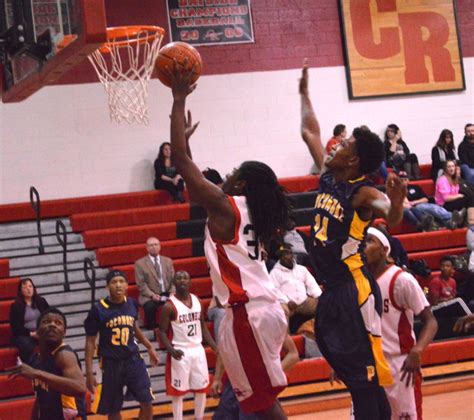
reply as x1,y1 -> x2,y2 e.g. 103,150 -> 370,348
57,0 -> 474,84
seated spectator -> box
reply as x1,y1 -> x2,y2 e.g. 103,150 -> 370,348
431,129 -> 457,181
134,237 -> 175,329
9,278 -> 49,363
458,123 -> 474,186
282,217 -> 311,266
154,142 -> 185,203
383,124 -> 420,179
270,245 -> 322,329
428,256 -> 457,305
325,124 -> 346,153
435,160 -> 472,214
399,171 -> 463,230
207,296 -> 225,341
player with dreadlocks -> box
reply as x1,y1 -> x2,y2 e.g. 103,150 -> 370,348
168,62 -> 291,420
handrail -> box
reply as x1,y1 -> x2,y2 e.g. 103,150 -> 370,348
83,257 -> 96,307
29,186 -> 44,254
55,220 -> 69,292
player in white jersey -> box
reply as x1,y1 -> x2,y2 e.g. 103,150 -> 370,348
364,227 -> 438,420
159,271 -> 218,420
168,62 -> 291,419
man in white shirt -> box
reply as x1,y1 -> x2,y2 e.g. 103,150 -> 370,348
364,227 -> 437,420
134,237 -> 175,329
270,245 -> 322,325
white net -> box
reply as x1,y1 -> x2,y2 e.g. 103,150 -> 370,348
88,27 -> 164,125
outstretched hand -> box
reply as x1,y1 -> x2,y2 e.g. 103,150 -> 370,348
400,350 -> 421,387
299,58 -> 309,96
185,110 -> 200,140
168,58 -> 197,101
385,172 -> 407,206
454,314 -> 474,333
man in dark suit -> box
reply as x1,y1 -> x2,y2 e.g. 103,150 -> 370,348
134,237 -> 175,329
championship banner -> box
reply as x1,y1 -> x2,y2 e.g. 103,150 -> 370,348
166,0 -> 254,46
339,0 -> 465,98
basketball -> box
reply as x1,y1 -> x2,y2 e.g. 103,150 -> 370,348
155,42 -> 202,88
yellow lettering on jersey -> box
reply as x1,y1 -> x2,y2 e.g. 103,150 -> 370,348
314,193 -> 344,222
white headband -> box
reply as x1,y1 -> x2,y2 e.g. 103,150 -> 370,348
367,227 -> 391,256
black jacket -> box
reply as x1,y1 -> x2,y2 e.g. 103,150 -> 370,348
458,140 -> 474,168
431,146 -> 457,181
9,297 -> 49,337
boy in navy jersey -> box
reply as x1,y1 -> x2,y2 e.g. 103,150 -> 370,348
299,60 -> 406,420
84,270 -> 159,420
7,307 -> 86,420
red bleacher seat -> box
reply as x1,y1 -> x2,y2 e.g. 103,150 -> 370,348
0,324 -> 12,347
0,398 -> 35,419
0,260 -> 9,278
0,375 -> 33,398
0,347 -> 18,370
0,278 -> 20,300
0,300 -> 12,322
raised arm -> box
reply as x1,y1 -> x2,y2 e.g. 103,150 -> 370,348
8,351 -> 86,397
169,61 -> 234,240
299,59 -> 325,171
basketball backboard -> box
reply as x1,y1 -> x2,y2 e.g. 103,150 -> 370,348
0,0 -> 106,102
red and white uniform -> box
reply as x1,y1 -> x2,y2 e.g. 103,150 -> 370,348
377,265 -> 430,420
165,294 -> 209,395
204,195 -> 287,413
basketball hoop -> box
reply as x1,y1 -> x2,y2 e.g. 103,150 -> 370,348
88,26 -> 165,125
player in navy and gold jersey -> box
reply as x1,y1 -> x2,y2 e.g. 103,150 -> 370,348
84,270 -> 159,420
7,307 -> 86,420
299,60 -> 406,420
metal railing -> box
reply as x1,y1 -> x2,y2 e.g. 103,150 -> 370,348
83,257 -> 96,307
29,186 -> 44,254
55,219 -> 70,292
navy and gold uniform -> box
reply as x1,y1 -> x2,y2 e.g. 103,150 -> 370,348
311,171 -> 393,389
84,297 -> 153,415
32,343 -> 86,420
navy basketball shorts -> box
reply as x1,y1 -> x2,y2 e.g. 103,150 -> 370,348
93,353 -> 153,415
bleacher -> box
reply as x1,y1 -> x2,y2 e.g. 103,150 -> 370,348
0,165 -> 473,418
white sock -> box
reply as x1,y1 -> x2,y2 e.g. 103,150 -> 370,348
194,392 -> 206,419
172,396 -> 184,420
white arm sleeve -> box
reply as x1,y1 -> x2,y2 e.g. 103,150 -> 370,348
302,267 -> 322,298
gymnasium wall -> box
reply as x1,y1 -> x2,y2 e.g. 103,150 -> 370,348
1,0 -> 473,204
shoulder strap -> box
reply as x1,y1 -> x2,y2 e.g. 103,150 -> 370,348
388,268 -> 404,311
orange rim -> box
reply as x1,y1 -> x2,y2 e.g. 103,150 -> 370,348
99,25 -> 165,53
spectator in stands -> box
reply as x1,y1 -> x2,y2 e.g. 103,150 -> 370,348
428,256 -> 457,305
154,142 -> 185,203
282,217 -> 311,266
325,123 -> 346,153
431,129 -> 457,181
399,170 -> 463,231
458,123 -> 474,185
384,124 -> 421,179
9,278 -> 49,363
435,160 -> 472,216
207,296 -> 225,340
134,237 -> 175,329
269,245 -> 322,326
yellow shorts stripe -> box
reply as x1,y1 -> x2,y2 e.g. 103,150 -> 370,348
90,383 -> 102,414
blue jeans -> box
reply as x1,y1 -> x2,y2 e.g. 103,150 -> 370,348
461,164 -> 474,186
411,203 -> 451,225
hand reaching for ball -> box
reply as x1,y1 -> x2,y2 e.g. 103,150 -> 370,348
169,58 -> 198,101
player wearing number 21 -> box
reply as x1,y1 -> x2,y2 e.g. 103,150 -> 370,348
299,59 -> 406,419
159,271 -> 218,420
84,270 -> 159,420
